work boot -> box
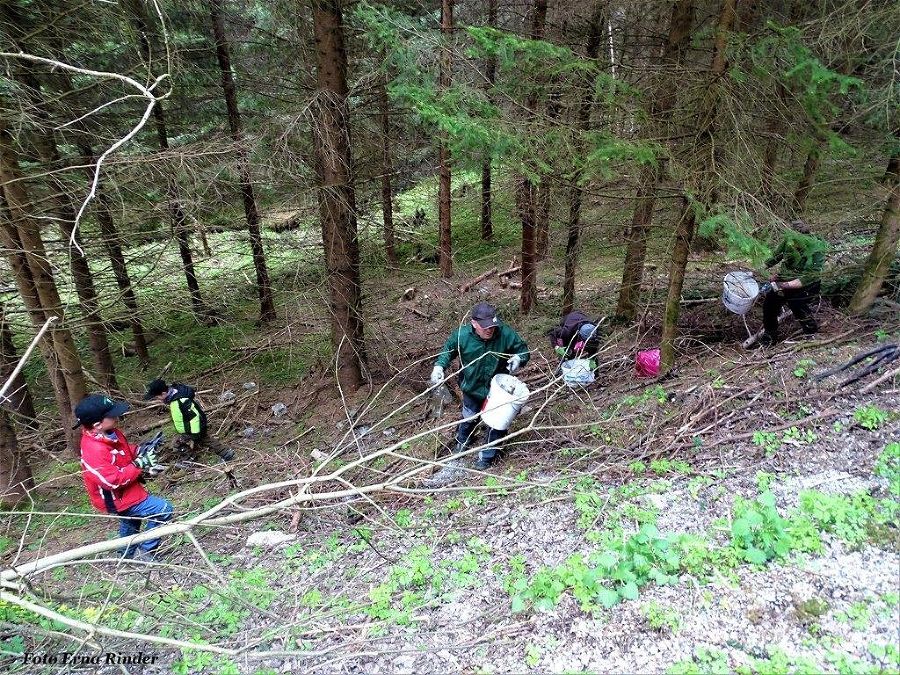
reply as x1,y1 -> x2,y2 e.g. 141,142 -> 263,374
217,447 -> 235,462
749,332 -> 776,350
473,454 -> 494,471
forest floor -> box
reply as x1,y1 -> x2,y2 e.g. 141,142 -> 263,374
3,170 -> 899,673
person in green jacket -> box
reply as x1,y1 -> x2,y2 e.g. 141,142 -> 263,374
759,219 -> 827,347
430,302 -> 529,469
144,379 -> 235,464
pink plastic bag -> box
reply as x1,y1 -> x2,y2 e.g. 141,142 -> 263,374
636,348 -> 660,378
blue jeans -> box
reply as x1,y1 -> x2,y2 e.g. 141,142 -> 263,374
457,393 -> 507,461
118,494 -> 174,557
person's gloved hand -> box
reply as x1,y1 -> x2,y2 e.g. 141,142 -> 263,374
136,431 -> 164,457
506,354 -> 522,374
133,448 -> 158,471
760,281 -> 782,296
574,340 -> 586,355
554,346 -> 567,358
430,365 -> 445,385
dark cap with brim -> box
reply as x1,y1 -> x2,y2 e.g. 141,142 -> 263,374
73,394 -> 130,428
143,378 -> 168,400
471,301 -> 500,329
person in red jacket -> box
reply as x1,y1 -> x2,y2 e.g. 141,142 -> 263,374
75,394 -> 174,561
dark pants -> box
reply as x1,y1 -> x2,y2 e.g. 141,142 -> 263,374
177,432 -> 234,461
457,393 -> 507,462
763,282 -> 820,342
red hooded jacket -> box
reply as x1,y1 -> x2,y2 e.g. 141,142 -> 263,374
80,428 -> 148,513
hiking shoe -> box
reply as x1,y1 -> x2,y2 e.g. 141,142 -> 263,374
217,448 -> 235,461
748,333 -> 776,350
473,455 -> 494,471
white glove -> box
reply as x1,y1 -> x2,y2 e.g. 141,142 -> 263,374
506,354 -> 522,374
430,365 -> 445,385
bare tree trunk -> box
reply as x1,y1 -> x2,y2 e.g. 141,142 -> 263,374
480,0 -> 497,241
130,5 -> 210,322
0,128 -> 85,451
563,3 -> 605,316
210,0 -> 276,322
310,0 -> 366,392
377,64 -> 398,266
536,86 -> 560,261
0,408 -> 32,508
614,0 -> 694,322
438,0 -> 454,278
0,220 -> 73,442
17,72 -> 119,390
660,0 -> 735,373
0,304 -> 37,428
0,123 -> 87,408
793,138 -> 822,216
518,0 -> 549,315
849,149 -> 900,314
93,184 -> 150,365
760,82 -> 789,212
47,68 -> 150,364
517,179 -> 538,314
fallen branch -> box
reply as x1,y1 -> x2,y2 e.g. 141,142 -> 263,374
860,363 -> 900,393
499,265 -> 521,279
460,267 -> 497,292
405,306 -> 430,319
0,317 -> 56,404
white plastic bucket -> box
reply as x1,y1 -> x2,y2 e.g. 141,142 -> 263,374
723,271 -> 759,315
480,374 -> 530,431
561,359 -> 595,387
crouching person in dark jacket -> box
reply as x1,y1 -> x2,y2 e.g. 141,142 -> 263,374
144,379 -> 235,463
430,302 -> 529,470
549,310 -> 601,360
75,395 -> 173,561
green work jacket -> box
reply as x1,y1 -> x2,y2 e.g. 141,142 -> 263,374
436,323 -> 530,400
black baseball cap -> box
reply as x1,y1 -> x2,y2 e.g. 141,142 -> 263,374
471,302 -> 500,329
73,394 -> 130,428
143,378 -> 168,400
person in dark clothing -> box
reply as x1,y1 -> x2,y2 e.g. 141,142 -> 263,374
144,379 -> 235,463
759,220 -> 827,347
548,311 -> 601,360
430,302 -> 530,469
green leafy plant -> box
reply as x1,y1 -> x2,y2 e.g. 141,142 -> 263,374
629,461 -> 647,474
854,405 -> 887,431
650,459 -> 691,475
641,601 -> 680,633
752,430 -> 781,457
735,647 -> 820,675
524,643 -> 542,668
511,523 -> 682,613
395,509 -> 413,528
835,601 -> 870,630
868,642 -> 900,670
874,442 -> 900,496
667,647 -> 730,675
730,491 -> 794,564
796,490 -> 896,548
793,359 -> 815,378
